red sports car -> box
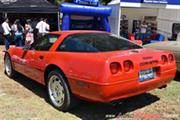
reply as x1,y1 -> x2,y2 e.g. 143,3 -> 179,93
4,31 -> 176,111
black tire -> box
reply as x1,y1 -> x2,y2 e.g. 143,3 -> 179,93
47,69 -> 79,111
4,53 -> 16,78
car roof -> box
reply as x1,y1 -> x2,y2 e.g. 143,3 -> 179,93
50,30 -> 108,35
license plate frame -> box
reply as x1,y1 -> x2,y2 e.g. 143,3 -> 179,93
139,68 -> 155,82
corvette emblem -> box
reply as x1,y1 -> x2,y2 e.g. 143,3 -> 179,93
140,60 -> 158,66
143,56 -> 153,60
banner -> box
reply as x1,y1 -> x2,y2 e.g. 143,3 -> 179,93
143,0 -> 168,4
74,0 -> 99,6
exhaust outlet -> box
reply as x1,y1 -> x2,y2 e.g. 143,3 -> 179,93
158,85 -> 167,89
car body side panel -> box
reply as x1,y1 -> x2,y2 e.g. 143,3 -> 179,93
25,51 -> 48,84
8,48 -> 45,84
44,48 -> 176,102
44,52 -> 108,89
9,47 -> 25,73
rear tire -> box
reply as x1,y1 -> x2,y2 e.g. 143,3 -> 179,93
47,69 -> 79,111
4,54 -> 16,78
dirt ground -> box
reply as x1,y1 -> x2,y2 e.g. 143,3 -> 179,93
0,45 -> 179,120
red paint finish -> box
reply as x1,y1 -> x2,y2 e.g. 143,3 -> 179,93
6,31 -> 176,102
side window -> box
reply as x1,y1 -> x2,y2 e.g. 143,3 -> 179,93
57,35 -> 98,52
32,34 -> 60,51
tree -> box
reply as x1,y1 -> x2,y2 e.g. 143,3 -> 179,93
100,0 -> 111,5
48,0 -> 72,5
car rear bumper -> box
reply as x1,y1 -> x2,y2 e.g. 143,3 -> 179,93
70,68 -> 176,102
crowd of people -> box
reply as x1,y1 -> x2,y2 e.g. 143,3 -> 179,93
0,17 -> 50,50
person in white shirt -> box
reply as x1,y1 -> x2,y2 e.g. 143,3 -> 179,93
177,32 -> 180,41
44,18 -> 50,32
140,21 -> 147,42
36,18 -> 50,38
2,18 -> 11,50
11,19 -> 18,33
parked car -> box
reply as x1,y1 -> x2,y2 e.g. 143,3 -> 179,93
4,31 -> 176,111
144,41 -> 180,72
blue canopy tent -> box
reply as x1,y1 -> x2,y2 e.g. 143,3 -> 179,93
59,0 -> 112,32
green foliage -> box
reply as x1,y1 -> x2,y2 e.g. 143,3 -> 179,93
100,0 -> 111,5
48,0 -> 72,5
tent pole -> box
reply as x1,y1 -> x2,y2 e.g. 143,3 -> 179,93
4,12 -> 7,18
57,12 -> 60,31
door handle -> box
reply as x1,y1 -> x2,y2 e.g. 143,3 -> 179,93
39,56 -> 44,60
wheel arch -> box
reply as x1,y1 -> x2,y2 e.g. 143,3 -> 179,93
4,51 -> 13,67
4,51 -> 10,61
44,64 -> 69,87
44,64 -> 79,111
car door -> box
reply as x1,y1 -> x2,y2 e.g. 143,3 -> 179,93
24,34 -> 60,83
56,33 -> 100,80
11,47 -> 35,75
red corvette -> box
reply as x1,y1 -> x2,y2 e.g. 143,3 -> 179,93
4,31 -> 176,111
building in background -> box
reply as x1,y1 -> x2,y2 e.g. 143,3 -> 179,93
108,0 -> 180,40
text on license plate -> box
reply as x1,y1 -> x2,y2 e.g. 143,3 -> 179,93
139,68 -> 155,82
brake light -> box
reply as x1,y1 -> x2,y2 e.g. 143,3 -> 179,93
123,60 -> 133,72
161,55 -> 168,65
110,62 -> 121,74
168,54 -> 174,63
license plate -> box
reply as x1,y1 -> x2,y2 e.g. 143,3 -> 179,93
139,68 -> 155,82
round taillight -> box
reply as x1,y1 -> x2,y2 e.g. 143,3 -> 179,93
161,55 -> 168,65
123,60 -> 133,72
110,62 -> 121,74
168,54 -> 174,63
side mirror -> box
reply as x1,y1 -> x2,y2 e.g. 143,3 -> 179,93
23,40 -> 33,50
23,44 -> 31,50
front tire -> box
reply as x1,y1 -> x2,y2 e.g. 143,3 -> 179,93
47,70 -> 78,111
4,54 -> 16,78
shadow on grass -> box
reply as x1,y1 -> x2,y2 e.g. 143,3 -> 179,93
13,73 -> 160,120
69,93 -> 159,120
13,74 -> 48,100
174,72 -> 180,82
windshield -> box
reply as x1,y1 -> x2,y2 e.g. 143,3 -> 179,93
58,33 -> 142,52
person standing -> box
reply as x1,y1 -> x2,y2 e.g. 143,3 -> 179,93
11,19 -> 18,33
25,19 -> 34,45
44,18 -> 50,32
36,18 -> 50,38
32,18 -> 39,43
11,19 -> 19,45
0,22 -> 4,44
177,32 -> 180,41
140,21 -> 147,42
25,19 -> 33,33
14,20 -> 24,47
2,18 -> 11,50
